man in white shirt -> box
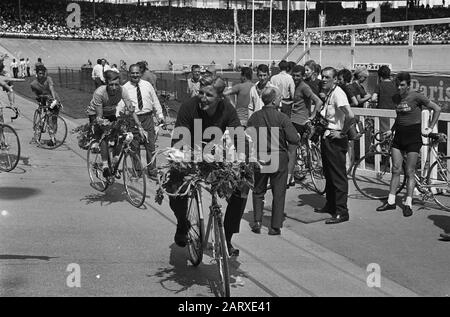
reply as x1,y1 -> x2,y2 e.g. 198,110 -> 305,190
270,60 -> 295,117
10,59 -> 18,78
92,59 -> 104,88
316,67 -> 355,225
187,64 -> 201,97
123,64 -> 164,178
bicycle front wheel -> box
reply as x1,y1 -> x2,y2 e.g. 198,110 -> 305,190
214,215 -> 230,297
87,144 -> 108,192
186,189 -> 204,266
122,152 -> 146,208
427,157 -> 450,212
38,114 -> 68,149
0,124 -> 20,172
32,109 -> 42,142
309,143 -> 326,195
352,152 -> 406,200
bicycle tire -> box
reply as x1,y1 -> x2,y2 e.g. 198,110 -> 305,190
0,124 -> 20,172
352,152 -> 406,200
122,152 -> 146,208
87,144 -> 109,192
186,189 -> 204,266
214,215 -> 230,297
309,143 -> 326,195
38,114 -> 68,150
32,109 -> 42,142
427,157 -> 450,212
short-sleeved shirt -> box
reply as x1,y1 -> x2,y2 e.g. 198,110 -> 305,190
172,96 -> 241,149
187,78 -> 201,97
291,81 -> 314,125
228,81 -> 253,123
375,80 -> 397,109
351,81 -> 368,107
394,90 -> 430,127
249,81 -> 276,118
30,76 -> 59,100
270,71 -> 295,101
87,85 -> 132,118
320,85 -> 349,131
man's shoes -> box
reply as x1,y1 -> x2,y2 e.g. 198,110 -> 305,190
376,202 -> 396,212
91,142 -> 100,153
47,139 -> 56,147
268,227 -> 281,235
174,226 -> 188,247
402,205 -> 413,217
250,222 -> 262,234
102,167 -> 112,178
286,179 -> 296,189
439,233 -> 450,241
325,214 -> 349,224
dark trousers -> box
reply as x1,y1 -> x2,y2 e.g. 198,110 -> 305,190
137,113 -> 156,170
321,136 -> 349,216
170,188 -> 248,243
12,67 -> 18,78
26,67 -> 30,77
252,152 -> 288,229
94,78 -> 104,88
280,101 -> 292,118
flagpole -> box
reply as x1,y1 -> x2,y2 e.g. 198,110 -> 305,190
251,0 -> 255,67
269,0 -> 273,63
287,0 -> 290,54
234,9 -> 237,70
303,0 -> 307,53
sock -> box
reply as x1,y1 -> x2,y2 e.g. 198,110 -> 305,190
405,196 -> 413,207
388,194 -> 396,205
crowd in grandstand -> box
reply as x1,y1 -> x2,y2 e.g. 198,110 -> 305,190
1,0 -> 450,45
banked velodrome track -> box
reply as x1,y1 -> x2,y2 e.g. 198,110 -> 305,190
1,38 -> 450,71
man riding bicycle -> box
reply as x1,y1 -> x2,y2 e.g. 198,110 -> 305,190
87,70 -> 146,178
30,65 -> 61,146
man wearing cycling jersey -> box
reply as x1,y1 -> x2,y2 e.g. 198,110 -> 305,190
170,74 -> 245,256
30,65 -> 61,146
87,70 -> 145,178
287,65 -> 323,187
377,72 -> 441,216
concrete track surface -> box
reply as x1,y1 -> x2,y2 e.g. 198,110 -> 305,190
0,93 -> 449,297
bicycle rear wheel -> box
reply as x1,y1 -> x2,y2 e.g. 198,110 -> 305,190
32,109 -> 42,142
87,144 -> 108,192
427,157 -> 450,212
122,152 -> 146,207
352,152 -> 406,200
186,189 -> 204,266
309,143 -> 326,195
0,124 -> 20,172
38,114 -> 68,149
213,215 -> 230,297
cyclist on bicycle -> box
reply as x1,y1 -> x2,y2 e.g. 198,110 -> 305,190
376,72 -> 441,217
287,64 -> 323,187
30,65 -> 61,146
87,70 -> 146,178
170,73 -> 246,256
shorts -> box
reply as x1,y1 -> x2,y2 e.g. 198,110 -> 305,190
391,123 -> 422,153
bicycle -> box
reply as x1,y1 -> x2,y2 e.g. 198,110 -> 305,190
154,149 -> 254,297
0,105 -> 20,172
294,134 -> 326,195
155,92 -> 177,134
86,119 -> 147,208
352,131 -> 450,211
32,97 -> 67,149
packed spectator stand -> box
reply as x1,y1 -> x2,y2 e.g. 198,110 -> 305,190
1,0 -> 450,45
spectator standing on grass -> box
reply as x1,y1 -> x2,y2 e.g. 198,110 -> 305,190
248,86 -> 299,236
270,60 -> 295,117
19,58 -> 26,78
122,64 -> 164,179
187,64 -> 201,97
26,58 -> 31,77
371,65 -> 398,132
223,67 -> 253,126
10,59 -> 18,78
92,59 -> 104,88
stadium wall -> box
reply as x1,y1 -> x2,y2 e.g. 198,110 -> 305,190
1,38 -> 450,71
